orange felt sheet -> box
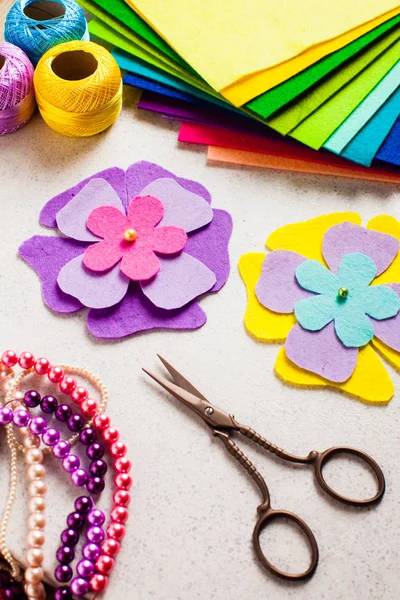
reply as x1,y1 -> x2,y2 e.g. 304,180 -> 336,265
207,146 -> 400,183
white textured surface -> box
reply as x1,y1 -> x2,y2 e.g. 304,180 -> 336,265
0,0 -> 13,41
0,86 -> 400,600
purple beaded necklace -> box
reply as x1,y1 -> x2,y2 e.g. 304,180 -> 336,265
0,351 -> 131,600
11,390 -> 109,599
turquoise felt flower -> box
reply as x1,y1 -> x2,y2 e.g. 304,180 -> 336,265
294,253 -> 400,348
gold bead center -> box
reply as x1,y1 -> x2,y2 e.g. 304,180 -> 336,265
338,287 -> 349,299
123,229 -> 137,243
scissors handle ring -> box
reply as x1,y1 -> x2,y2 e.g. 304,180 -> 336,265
253,508 -> 319,581
314,446 -> 386,506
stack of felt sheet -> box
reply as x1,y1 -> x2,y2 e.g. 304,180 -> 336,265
80,0 -> 400,182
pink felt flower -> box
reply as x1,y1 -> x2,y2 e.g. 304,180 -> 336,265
83,195 -> 188,281
18,162 -> 233,339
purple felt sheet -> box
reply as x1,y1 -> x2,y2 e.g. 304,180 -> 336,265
285,322 -> 359,383
18,236 -> 85,313
322,222 -> 399,276
56,178 -> 125,242
140,252 -> 216,310
372,284 -> 400,351
137,91 -> 286,140
57,256 -> 130,310
255,251 -> 312,313
40,167 -> 128,229
139,178 -> 213,232
86,283 -> 207,338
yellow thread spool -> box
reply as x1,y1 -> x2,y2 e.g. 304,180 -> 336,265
34,40 -> 122,137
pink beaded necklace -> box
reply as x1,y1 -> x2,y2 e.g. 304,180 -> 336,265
0,350 -> 131,599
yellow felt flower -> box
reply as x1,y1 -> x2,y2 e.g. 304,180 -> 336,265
239,213 -> 400,403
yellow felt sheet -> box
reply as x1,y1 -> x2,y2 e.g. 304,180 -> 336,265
125,0 -> 400,106
238,253 -> 295,342
275,347 -> 394,403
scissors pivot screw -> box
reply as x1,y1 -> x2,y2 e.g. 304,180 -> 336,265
204,407 -> 214,416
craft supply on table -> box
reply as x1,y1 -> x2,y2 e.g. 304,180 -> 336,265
124,0 -> 400,104
144,356 -> 385,580
4,0 -> 89,66
90,5 -> 400,117
0,350 -> 131,599
0,42 -> 35,136
239,213 -> 400,403
134,86 -> 400,182
323,61 -> 400,157
207,146 -> 400,184
377,114 -> 400,167
81,0 -> 400,179
19,161 -> 232,338
33,39 -> 122,136
178,122 -> 400,184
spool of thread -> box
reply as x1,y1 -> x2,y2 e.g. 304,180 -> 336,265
34,40 -> 122,137
0,42 -> 36,136
4,0 -> 89,65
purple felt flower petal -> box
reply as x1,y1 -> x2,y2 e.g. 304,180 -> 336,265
56,179 -> 126,242
255,250 -> 313,314
285,323 -> 358,383
184,209 -> 232,292
322,222 -> 399,276
40,167 -> 127,229
125,161 -> 211,205
57,256 -> 130,309
24,162 -> 231,340
140,253 -> 216,310
373,284 -> 400,351
18,236 -> 85,313
139,178 -> 213,233
87,284 -> 207,338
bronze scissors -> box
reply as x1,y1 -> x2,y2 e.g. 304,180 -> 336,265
143,356 -> 386,581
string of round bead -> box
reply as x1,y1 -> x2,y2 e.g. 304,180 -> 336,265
0,351 -> 131,595
0,404 -> 47,600
3,394 -> 107,598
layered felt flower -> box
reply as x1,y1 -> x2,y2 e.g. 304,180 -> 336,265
19,162 -> 232,338
239,213 -> 400,403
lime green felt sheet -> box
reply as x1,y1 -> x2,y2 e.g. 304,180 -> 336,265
289,38 -> 400,149
84,0 -> 400,119
267,26 -> 400,135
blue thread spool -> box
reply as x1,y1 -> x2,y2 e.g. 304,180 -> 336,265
4,0 -> 89,66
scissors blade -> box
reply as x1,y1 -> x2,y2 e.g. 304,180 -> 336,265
143,360 -> 237,431
156,355 -> 208,402
142,367 -> 206,413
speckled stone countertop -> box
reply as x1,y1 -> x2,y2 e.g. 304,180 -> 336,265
0,48 -> 400,600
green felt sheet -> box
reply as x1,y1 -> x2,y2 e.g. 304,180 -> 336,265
267,27 -> 400,135
85,0 -> 400,120
83,6 -> 193,80
290,39 -> 400,149
247,16 -> 400,118
79,0 -> 185,65
88,19 -> 222,98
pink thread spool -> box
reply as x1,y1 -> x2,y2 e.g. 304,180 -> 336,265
0,42 -> 36,135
